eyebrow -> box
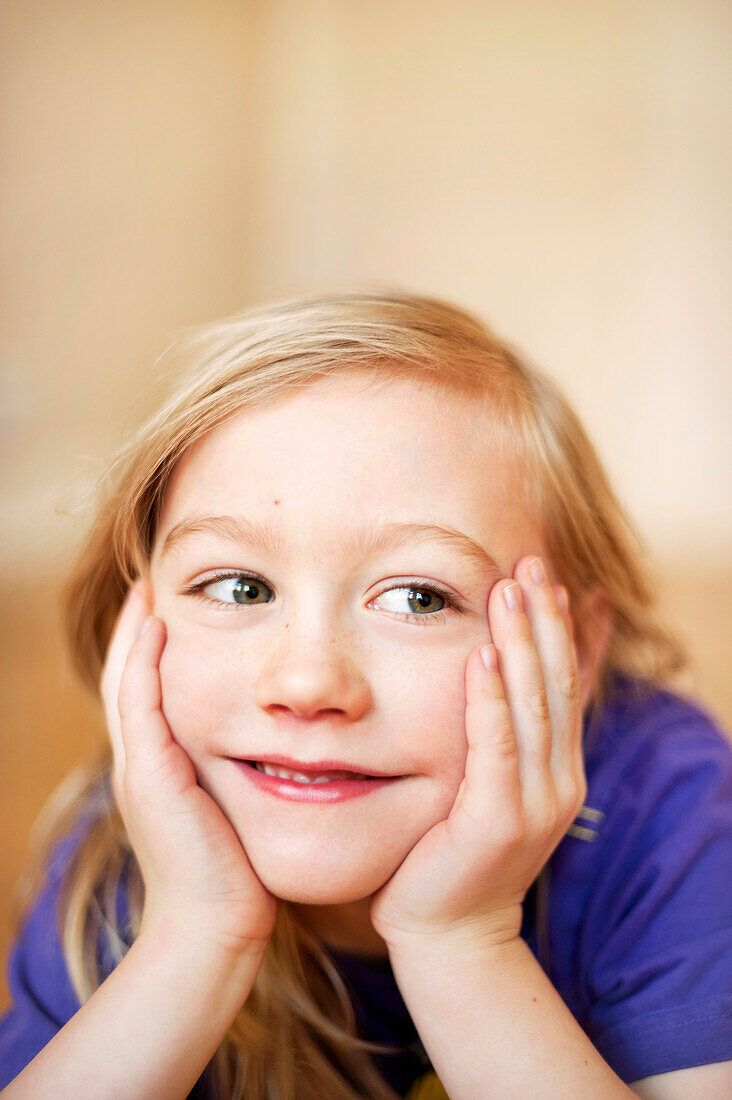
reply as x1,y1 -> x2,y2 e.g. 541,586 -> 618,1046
159,514 -> 502,576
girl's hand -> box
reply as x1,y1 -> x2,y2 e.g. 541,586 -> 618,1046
100,580 -> 280,958
369,555 -> 586,950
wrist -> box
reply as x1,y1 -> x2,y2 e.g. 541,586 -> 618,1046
381,908 -> 524,959
385,923 -> 525,966
137,912 -> 271,972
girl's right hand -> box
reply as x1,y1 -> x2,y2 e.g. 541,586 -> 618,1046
100,579 -> 280,958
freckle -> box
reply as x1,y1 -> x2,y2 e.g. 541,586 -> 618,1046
532,997 -> 537,1002
273,499 -> 280,505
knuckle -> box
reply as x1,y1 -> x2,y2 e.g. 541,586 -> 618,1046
489,720 -> 517,758
559,781 -> 586,823
557,783 -> 579,815
536,817 -> 558,845
527,688 -> 551,726
142,749 -> 181,793
555,661 -> 580,702
117,683 -> 139,723
497,811 -> 526,846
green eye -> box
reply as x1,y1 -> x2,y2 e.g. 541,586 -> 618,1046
376,585 -> 447,616
209,575 -> 273,605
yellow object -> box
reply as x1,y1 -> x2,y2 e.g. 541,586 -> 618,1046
404,1070 -> 450,1100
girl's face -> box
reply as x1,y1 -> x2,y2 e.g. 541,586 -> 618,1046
148,373 -> 548,909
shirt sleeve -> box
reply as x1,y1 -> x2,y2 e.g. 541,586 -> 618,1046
0,821 -> 216,1099
579,709 -> 732,1083
0,826 -> 87,1088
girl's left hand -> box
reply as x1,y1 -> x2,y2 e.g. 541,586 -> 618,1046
369,554 -> 587,950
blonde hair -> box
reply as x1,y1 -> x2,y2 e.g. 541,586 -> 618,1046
12,290 -> 689,1099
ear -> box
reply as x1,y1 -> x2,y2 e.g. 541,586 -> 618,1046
573,586 -> 614,710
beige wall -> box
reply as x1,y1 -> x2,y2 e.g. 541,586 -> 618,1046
2,0 -> 730,1010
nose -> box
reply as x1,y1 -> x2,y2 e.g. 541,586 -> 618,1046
254,655 -> 372,723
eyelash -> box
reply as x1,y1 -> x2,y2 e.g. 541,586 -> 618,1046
181,570 -> 466,626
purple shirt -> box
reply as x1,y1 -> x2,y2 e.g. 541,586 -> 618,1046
2,672 -> 731,1096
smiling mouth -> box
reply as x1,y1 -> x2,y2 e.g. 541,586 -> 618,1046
235,760 -> 405,800
245,761 -> 381,783
238,753 -> 405,782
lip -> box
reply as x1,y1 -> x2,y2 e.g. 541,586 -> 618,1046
239,754 -> 400,779
234,760 -> 403,803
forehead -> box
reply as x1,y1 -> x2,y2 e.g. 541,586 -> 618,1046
155,374 -> 542,564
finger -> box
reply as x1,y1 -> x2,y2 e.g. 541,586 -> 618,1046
552,584 -> 586,799
459,643 -> 523,836
100,583 -> 149,707
116,615 -> 173,775
553,585 -> 575,647
512,559 -> 583,800
487,578 -> 554,808
100,584 -> 150,779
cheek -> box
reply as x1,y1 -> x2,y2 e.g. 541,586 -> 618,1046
402,661 -> 469,793
158,631 -> 237,753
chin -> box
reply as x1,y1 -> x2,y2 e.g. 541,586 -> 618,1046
251,856 -> 395,906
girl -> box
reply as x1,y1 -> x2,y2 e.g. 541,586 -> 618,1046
0,290 -> 730,1100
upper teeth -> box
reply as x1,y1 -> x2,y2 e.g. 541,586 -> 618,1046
253,762 -> 367,783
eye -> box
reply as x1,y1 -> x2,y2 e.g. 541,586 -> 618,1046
187,572 -> 273,608
373,584 -> 457,625
182,572 -> 465,625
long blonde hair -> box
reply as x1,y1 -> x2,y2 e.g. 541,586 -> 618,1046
12,290 -> 689,1099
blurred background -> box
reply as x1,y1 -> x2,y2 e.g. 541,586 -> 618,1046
1,0 -> 730,1010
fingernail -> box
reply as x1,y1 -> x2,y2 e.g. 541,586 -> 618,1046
503,583 -> 522,612
529,557 -> 547,586
481,643 -> 498,670
556,587 -> 569,614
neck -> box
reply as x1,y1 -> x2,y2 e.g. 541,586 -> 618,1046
290,898 -> 390,959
